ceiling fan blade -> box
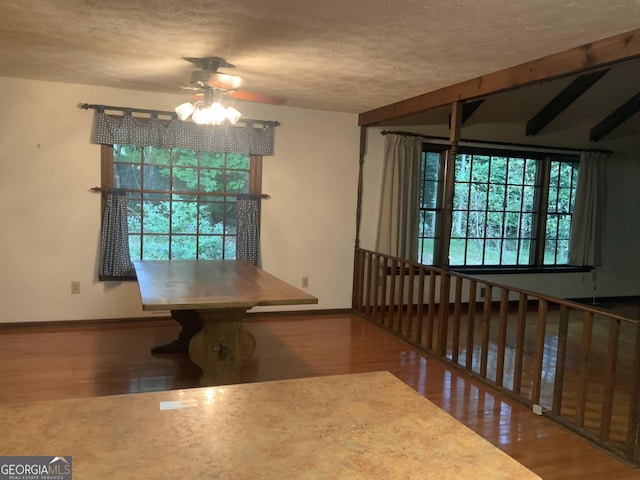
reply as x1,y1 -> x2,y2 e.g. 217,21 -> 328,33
229,90 -> 285,105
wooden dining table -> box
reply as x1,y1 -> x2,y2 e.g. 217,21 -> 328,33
133,260 -> 318,384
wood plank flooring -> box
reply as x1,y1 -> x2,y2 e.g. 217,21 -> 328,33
0,313 -> 639,479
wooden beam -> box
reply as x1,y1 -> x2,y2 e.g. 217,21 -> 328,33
526,69 -> 609,136
359,28 -> 640,126
589,91 -> 640,141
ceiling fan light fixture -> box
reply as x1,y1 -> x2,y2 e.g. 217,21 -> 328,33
175,102 -> 195,121
191,105 -> 214,125
210,102 -> 228,124
225,106 -> 242,124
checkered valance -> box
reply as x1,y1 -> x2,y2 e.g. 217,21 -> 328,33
92,111 -> 275,155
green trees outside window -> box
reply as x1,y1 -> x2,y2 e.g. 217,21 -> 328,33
112,145 -> 255,260
419,146 -> 579,268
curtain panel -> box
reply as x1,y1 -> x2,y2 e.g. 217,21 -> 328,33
376,134 -> 422,261
92,111 -> 275,155
236,195 -> 261,267
568,151 -> 608,266
99,190 -> 135,278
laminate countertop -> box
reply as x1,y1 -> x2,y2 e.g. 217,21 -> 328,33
0,371 -> 540,479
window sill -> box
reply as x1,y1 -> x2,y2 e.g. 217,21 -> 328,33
450,265 -> 592,275
98,274 -> 137,282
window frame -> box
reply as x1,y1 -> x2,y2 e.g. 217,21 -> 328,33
419,143 -> 585,273
100,144 -> 263,264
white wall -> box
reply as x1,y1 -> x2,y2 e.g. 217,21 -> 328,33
0,77 -> 360,323
359,124 -> 640,301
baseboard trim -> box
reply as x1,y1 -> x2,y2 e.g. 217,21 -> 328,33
0,309 -> 354,330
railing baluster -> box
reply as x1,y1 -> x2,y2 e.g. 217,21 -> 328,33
574,311 -> 593,427
480,284 -> 493,379
600,317 -> 621,442
552,305 -> 570,416
365,252 -> 373,316
388,259 -> 398,330
436,272 -> 451,357
426,271 -> 436,351
353,248 -> 364,312
371,254 -> 380,324
452,276 -> 463,364
415,267 -> 425,345
532,299 -> 548,405
379,256 -> 388,327
396,260 -> 406,335
496,289 -> 509,387
407,262 -> 416,339
465,279 -> 477,371
513,293 -> 527,395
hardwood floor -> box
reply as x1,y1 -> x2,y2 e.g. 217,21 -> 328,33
0,313 -> 639,479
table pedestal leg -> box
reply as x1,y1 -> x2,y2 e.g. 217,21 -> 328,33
188,308 -> 256,386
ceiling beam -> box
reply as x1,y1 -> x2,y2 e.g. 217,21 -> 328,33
589,92 -> 640,142
525,69 -> 609,136
358,28 -> 640,126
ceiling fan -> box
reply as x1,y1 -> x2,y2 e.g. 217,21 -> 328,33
175,56 -> 284,124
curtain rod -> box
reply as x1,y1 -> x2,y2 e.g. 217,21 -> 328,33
380,130 -> 613,155
79,103 -> 280,127
89,187 -> 271,199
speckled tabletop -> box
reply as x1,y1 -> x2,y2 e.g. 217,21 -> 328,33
0,371 -> 540,479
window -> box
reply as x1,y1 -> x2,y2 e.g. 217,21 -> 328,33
102,144 -> 262,260
419,145 -> 579,269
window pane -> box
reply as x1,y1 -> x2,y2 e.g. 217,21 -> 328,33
471,156 -> 490,182
172,166 -> 198,191
171,201 -> 198,234
449,239 -> 467,265
172,148 -> 197,167
225,202 -> 237,234
200,151 -> 225,169
451,211 -> 468,238
143,199 -> 170,233
129,235 -> 141,259
198,235 -> 224,259
143,235 -> 170,259
506,186 -> 522,212
422,180 -> 439,209
225,236 -> 237,259
115,145 -> 141,163
171,236 -> 197,259
419,238 -> 435,264
127,199 -> 141,233
507,158 -> 525,185
489,157 -> 507,183
115,164 -> 141,189
226,170 -> 250,193
518,240 -> 531,264
466,239 -> 484,265
143,165 -> 170,190
226,153 -> 250,170
455,155 -> 471,182
145,147 -> 170,165
200,168 -> 224,193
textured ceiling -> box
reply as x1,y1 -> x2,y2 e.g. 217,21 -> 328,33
1,1 -> 639,114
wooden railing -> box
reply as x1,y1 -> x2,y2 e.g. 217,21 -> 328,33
352,247 -> 640,465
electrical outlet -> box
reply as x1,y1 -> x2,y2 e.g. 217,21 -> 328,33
301,276 -> 309,288
532,404 -> 543,415
71,281 -> 80,294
